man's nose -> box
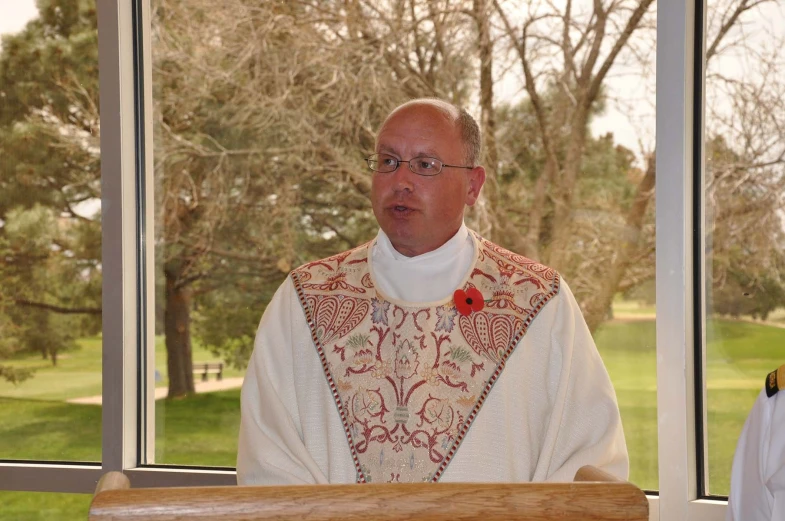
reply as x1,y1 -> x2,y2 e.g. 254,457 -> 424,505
391,161 -> 416,192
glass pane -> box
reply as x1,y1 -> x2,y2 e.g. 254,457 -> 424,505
488,0 -> 659,490
147,0 -> 657,487
704,1 -> 785,496
0,491 -> 91,520
0,0 -> 101,462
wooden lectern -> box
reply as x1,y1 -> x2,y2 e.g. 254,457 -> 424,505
88,465 -> 648,520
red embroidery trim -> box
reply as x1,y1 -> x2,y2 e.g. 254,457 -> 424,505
291,232 -> 561,483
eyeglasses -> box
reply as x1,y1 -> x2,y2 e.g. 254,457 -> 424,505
365,153 -> 474,177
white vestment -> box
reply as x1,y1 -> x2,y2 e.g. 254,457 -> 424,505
727,381 -> 785,521
237,225 -> 628,485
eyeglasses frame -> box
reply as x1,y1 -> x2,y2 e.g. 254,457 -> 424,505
365,153 -> 475,177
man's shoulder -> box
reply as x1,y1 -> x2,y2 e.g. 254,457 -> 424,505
291,241 -> 373,276
471,230 -> 560,284
765,364 -> 785,398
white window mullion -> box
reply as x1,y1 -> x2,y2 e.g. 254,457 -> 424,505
655,0 -> 698,518
139,0 -> 158,467
647,496 -> 660,521
688,500 -> 730,520
98,0 -> 141,475
656,0 -> 721,519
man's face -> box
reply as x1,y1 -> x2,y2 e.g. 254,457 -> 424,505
370,104 -> 485,257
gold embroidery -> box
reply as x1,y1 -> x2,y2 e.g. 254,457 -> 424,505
765,364 -> 785,398
293,231 -> 560,483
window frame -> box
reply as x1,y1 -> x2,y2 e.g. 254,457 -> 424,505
0,0 -> 736,518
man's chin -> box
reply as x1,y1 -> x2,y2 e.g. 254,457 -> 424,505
380,224 -> 419,253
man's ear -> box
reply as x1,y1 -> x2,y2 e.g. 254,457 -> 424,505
465,166 -> 486,206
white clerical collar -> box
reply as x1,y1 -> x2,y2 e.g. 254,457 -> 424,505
374,223 -> 469,263
370,223 -> 475,304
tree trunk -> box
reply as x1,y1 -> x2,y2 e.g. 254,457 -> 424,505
582,154 -> 656,332
470,0 -> 500,240
545,105 -> 590,271
165,266 -> 196,398
475,0 -> 497,173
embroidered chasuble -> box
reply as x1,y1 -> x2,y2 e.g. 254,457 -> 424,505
290,231 -> 558,483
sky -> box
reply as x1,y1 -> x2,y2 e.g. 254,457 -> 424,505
0,0 -> 38,39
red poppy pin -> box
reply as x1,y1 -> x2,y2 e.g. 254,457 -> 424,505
454,287 -> 485,316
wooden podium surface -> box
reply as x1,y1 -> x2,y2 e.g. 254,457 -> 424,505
88,466 -> 648,521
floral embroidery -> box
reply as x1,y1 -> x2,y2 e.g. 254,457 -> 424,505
439,360 -> 462,378
453,287 -> 485,316
419,366 -> 439,385
351,387 -> 388,422
371,297 -> 390,325
419,397 -> 454,430
435,305 -> 457,332
346,333 -> 370,350
291,231 -> 560,484
448,346 -> 473,364
395,339 -> 419,379
353,348 -> 374,367
371,360 -> 392,379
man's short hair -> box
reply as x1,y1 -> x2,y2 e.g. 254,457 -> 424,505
386,98 -> 482,166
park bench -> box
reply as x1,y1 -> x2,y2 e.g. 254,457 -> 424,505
193,362 -> 223,382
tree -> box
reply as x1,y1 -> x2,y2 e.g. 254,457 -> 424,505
704,1 -> 785,320
3,0 -> 781,390
479,0 -> 783,330
0,0 -> 101,381
153,0 -> 491,386
157,0 -> 785,377
151,0 -> 411,396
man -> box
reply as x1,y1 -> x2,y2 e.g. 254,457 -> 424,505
237,98 -> 628,485
727,364 -> 785,520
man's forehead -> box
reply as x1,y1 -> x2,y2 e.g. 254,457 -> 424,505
377,105 -> 456,141
376,118 -> 449,150
376,143 -> 441,158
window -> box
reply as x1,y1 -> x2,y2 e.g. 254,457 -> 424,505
703,0 -> 785,497
0,0 -> 770,520
0,0 -> 102,464
144,0 -> 660,487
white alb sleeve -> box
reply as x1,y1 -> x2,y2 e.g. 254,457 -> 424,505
532,281 -> 629,482
236,277 -> 328,485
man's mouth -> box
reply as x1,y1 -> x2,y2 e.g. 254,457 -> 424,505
389,204 -> 415,216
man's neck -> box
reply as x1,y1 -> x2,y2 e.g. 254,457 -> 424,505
387,225 -> 465,258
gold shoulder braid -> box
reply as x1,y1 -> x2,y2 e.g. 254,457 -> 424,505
765,364 -> 785,398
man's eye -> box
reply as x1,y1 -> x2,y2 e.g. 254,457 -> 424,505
418,160 -> 435,169
381,157 -> 397,166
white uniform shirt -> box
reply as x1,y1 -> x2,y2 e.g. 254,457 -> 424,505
237,224 -> 628,485
727,382 -> 785,521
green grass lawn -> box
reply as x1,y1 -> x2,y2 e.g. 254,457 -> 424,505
0,335 -> 244,402
705,319 -> 785,494
0,492 -> 93,521
594,319 -> 658,491
1,316 -> 784,519
594,317 -> 785,495
0,389 -> 241,520
610,299 -> 656,317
